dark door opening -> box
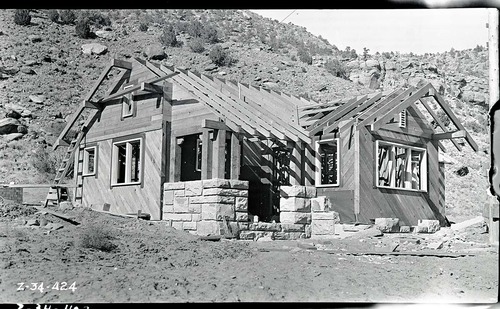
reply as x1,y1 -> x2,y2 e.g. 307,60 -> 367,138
180,134 -> 202,181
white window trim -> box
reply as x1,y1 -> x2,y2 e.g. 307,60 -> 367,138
375,140 -> 427,192
111,137 -> 143,186
121,85 -> 135,118
82,146 -> 97,177
315,138 -> 340,187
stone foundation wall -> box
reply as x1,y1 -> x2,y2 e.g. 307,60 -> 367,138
0,186 -> 23,204
163,179 -> 249,236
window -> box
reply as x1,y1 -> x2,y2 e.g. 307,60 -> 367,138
315,139 -> 340,186
121,85 -> 135,118
112,138 -> 142,185
83,146 -> 97,176
376,141 -> 427,191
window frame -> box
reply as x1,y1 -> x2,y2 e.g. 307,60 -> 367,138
82,145 -> 97,177
195,135 -> 202,172
121,84 -> 136,118
375,140 -> 427,192
111,137 -> 143,187
315,138 -> 340,187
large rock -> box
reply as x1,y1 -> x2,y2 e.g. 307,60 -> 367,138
81,43 -> 108,55
0,118 -> 21,134
4,133 -> 23,142
143,44 -> 166,60
365,59 -> 380,70
29,95 -> 45,104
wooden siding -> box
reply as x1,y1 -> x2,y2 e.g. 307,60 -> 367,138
82,130 -> 163,220
356,125 -> 446,226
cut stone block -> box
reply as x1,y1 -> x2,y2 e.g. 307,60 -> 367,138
171,221 -> 183,230
164,182 -> 185,190
235,212 -> 249,222
202,178 -> 230,189
279,185 -> 305,198
229,180 -> 249,190
280,211 -> 311,224
312,220 -> 335,235
235,197 -> 248,211
163,213 -> 192,221
192,214 -> 202,222
188,203 -> 202,214
189,195 -> 235,204
304,186 -> 317,198
163,205 -> 174,214
173,197 -> 189,213
273,231 -> 304,240
185,181 -> 203,196
163,190 -> 174,205
197,221 -> 221,236
311,196 -> 331,212
228,222 -> 249,236
216,204 -> 235,221
399,226 -> 411,233
255,231 -> 274,241
375,218 -> 400,233
280,223 -> 306,232
202,204 -> 217,220
417,219 -> 440,233
173,189 -> 185,197
311,211 -> 339,221
239,230 -> 257,240
59,201 -> 73,211
280,197 -> 310,212
249,222 -> 281,231
182,221 -> 197,231
203,188 -> 245,196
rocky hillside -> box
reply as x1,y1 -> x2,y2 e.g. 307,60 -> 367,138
0,9 -> 491,222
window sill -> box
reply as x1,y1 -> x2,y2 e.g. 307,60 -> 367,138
377,186 -> 427,193
111,182 -> 141,187
316,184 -> 340,188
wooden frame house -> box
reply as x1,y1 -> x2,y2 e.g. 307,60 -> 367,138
53,57 -> 477,227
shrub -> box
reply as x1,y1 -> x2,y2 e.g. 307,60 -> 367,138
188,37 -> 205,53
325,59 -> 348,79
297,46 -> 312,65
186,19 -> 204,38
47,9 -> 59,23
209,45 -> 234,67
186,20 -> 218,43
30,146 -> 59,175
79,225 -> 117,252
139,22 -> 148,32
75,18 -> 91,39
14,9 -> 31,26
59,10 -> 76,25
201,24 -> 218,44
159,24 -> 182,47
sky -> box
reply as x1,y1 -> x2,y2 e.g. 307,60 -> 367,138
250,9 -> 491,55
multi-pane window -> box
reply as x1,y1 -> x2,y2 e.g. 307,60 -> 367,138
315,139 -> 340,186
377,141 -> 426,191
122,85 -> 135,118
83,146 -> 97,176
112,138 -> 142,185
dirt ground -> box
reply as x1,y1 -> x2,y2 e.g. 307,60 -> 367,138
0,202 -> 498,304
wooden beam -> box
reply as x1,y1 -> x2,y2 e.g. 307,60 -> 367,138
431,89 -> 479,152
433,130 -> 468,140
419,97 -> 462,152
308,96 -> 365,136
111,58 -> 133,70
212,129 -> 226,178
323,92 -> 383,135
83,63 -> 113,102
170,135 -> 182,182
289,141 -> 303,185
230,132 -> 241,180
84,100 -> 102,109
141,82 -> 163,94
52,102 -> 86,150
370,84 -> 432,131
99,71 -> 179,103
201,129 -> 212,180
357,87 -> 416,129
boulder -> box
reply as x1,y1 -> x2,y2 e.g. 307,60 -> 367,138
5,110 -> 21,119
375,218 -> 400,232
29,95 -> 45,104
0,118 -> 21,134
95,30 -> 113,39
17,125 -> 28,134
143,44 -> 166,60
365,59 -> 380,70
28,35 -> 42,42
20,67 -> 36,75
81,43 -> 108,55
4,133 -> 23,142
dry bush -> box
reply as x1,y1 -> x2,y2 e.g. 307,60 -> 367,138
14,9 -> 31,26
79,225 -> 117,252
